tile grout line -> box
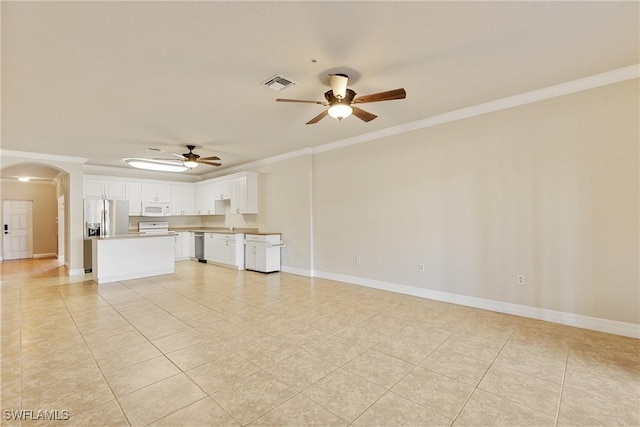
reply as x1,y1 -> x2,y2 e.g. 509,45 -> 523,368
449,329 -> 514,426
553,349 -> 570,427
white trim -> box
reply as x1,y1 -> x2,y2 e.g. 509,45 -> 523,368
69,268 -> 85,277
313,270 -> 640,339
280,265 -> 312,277
0,149 -> 88,164
33,253 -> 57,259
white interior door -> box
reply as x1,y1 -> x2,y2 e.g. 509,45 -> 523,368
2,200 -> 33,261
57,195 -> 65,263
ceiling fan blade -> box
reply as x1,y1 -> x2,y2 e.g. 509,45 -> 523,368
169,152 -> 187,159
306,110 -> 328,125
328,73 -> 348,99
351,106 -> 378,122
200,155 -> 221,161
198,160 -> 222,166
276,98 -> 327,105
353,88 -> 406,104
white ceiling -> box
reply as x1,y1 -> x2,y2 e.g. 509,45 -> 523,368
2,1 -> 638,180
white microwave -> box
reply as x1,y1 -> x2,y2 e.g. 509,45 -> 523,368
141,201 -> 171,217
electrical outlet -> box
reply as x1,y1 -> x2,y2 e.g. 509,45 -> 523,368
419,263 -> 425,271
355,256 -> 361,265
517,274 -> 525,286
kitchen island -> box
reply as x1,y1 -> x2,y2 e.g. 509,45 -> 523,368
92,233 -> 175,284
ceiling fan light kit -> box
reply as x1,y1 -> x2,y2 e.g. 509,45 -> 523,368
328,103 -> 352,120
124,158 -> 189,173
276,73 -> 406,124
183,160 -> 199,169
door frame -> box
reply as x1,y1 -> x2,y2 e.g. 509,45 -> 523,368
57,195 -> 65,263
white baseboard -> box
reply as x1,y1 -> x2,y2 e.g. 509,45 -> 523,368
313,270 -> 640,339
68,267 -> 86,276
281,265 -> 313,277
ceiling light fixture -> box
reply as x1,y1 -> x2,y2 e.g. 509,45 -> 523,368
18,177 -> 30,182
124,158 -> 188,173
327,102 -> 353,121
183,160 -> 199,169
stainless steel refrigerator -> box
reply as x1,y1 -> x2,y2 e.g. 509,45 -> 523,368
83,199 -> 129,272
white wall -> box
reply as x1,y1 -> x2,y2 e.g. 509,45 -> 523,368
245,154 -> 313,274
249,78 -> 638,335
311,79 -> 638,327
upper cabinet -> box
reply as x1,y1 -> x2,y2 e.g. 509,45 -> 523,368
84,179 -> 126,200
126,182 -> 142,216
195,182 -> 225,215
85,171 -> 258,217
141,183 -> 171,202
170,184 -> 195,216
230,172 -> 258,214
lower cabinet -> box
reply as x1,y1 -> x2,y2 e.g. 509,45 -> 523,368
245,234 -> 282,273
204,233 -> 244,269
174,232 -> 194,261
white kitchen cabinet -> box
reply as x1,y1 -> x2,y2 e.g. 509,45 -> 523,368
195,182 -> 225,215
204,232 -> 244,269
84,178 -> 126,200
230,172 -> 258,214
141,183 -> 171,202
126,182 -> 142,215
245,234 -> 281,273
209,180 -> 232,200
174,231 -> 194,261
170,184 -> 195,216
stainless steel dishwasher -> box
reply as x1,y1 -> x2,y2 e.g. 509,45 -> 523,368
194,232 -> 206,263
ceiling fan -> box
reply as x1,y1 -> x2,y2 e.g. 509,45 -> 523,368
155,145 -> 221,169
276,74 -> 406,125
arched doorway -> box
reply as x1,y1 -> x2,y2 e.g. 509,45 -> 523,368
1,163 -> 68,263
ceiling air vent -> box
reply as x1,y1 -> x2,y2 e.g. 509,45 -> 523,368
262,74 -> 296,91
145,147 -> 165,153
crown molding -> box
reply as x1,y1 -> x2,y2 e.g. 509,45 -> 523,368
226,65 -> 639,169
0,149 -> 88,164
313,65 -> 639,154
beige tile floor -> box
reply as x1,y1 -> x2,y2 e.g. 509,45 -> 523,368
1,257 -> 638,426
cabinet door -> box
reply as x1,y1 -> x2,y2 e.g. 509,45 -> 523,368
170,185 -> 183,216
126,183 -> 142,215
84,180 -> 104,199
245,243 -> 257,270
174,234 -> 182,258
226,239 -> 236,265
221,180 -> 232,200
256,245 -> 267,272
182,186 -> 195,215
141,183 -> 157,201
155,184 -> 171,202
230,178 -> 246,214
230,175 -> 258,214
105,181 -> 126,200
185,232 -> 195,258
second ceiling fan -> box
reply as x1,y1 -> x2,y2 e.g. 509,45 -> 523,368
155,145 -> 221,169
276,74 -> 406,124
